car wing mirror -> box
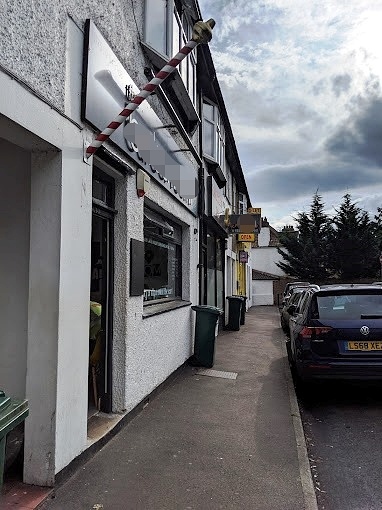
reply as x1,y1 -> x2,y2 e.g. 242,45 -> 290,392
287,304 -> 296,314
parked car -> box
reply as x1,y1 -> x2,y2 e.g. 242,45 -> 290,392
279,281 -> 311,311
283,281 -> 310,299
280,287 -> 308,335
281,284 -> 320,334
287,284 -> 382,387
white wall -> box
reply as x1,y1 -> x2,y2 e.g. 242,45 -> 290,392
114,176 -> 199,414
252,280 -> 274,306
0,67 -> 92,485
253,227 -> 285,276
252,247 -> 285,277
0,139 -> 30,400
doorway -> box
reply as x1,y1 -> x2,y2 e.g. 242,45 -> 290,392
89,170 -> 115,414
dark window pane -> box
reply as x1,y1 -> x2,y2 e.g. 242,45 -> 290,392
143,208 -> 182,303
92,179 -> 107,202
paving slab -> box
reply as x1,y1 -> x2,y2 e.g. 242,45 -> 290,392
38,306 -> 316,510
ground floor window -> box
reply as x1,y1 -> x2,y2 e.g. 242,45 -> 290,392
143,207 -> 182,303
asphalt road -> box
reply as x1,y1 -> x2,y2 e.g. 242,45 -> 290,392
298,380 -> 382,510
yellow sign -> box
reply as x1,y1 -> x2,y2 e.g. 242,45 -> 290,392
247,207 -> 261,215
238,233 -> 255,242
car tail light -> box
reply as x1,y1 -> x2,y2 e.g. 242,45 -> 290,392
300,326 -> 332,341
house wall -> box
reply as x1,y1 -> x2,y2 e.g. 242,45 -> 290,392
252,247 -> 285,276
0,63 -> 92,485
121,177 -> 198,413
253,226 -> 285,276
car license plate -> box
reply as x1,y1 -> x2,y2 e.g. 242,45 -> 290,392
347,341 -> 382,351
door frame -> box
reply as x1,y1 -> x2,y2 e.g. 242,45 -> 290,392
91,168 -> 116,413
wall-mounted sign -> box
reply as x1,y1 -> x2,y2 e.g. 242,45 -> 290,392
238,233 -> 255,242
239,250 -> 248,263
248,207 -> 261,215
82,20 -> 197,215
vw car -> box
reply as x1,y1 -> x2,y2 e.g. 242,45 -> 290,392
288,284 -> 382,383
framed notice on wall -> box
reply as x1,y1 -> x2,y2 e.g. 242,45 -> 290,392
130,238 -> 145,296
239,250 -> 248,263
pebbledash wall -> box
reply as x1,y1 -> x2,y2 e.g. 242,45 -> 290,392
0,1 -> 199,486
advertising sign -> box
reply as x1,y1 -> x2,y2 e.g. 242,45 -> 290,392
248,207 -> 261,215
238,233 -> 255,242
82,20 -> 198,215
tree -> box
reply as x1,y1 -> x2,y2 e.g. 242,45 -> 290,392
277,192 -> 332,281
327,193 -> 380,280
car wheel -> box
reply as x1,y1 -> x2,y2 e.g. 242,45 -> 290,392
291,359 -> 314,406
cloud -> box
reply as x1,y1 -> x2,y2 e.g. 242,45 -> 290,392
198,0 -> 382,226
245,158 -> 381,202
326,96 -> 382,166
332,74 -> 352,97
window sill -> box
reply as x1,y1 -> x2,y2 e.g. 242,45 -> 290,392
203,156 -> 226,188
142,299 -> 192,318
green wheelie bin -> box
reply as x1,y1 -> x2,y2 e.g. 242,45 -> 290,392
189,305 -> 223,368
226,296 -> 243,331
232,295 -> 248,325
0,390 -> 29,492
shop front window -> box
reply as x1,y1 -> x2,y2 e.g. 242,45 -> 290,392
144,208 -> 182,303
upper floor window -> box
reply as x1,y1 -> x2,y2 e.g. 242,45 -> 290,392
203,100 -> 226,172
144,0 -> 196,106
238,192 -> 245,215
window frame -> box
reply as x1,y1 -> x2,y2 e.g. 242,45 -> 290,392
202,99 -> 226,172
144,0 -> 197,107
143,207 -> 183,305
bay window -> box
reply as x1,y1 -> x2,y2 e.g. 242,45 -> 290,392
144,0 -> 197,106
203,100 -> 226,173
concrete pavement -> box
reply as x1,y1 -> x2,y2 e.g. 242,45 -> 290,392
39,306 -> 317,510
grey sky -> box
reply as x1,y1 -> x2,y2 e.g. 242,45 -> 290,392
198,0 -> 382,227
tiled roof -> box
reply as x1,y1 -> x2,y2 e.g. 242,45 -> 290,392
252,269 -> 280,281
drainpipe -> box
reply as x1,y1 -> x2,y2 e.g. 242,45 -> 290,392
197,90 -> 205,305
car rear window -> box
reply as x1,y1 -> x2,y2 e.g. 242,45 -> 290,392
312,291 -> 382,320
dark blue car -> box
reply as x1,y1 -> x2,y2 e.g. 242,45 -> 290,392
287,284 -> 382,383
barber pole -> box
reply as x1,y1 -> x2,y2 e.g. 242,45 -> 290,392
85,18 -> 215,160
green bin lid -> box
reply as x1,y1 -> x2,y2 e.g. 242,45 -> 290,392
0,390 -> 11,413
226,296 -> 244,301
191,305 -> 223,315
0,395 -> 29,437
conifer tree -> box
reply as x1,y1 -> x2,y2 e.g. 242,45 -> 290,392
327,193 -> 379,280
277,192 -> 332,281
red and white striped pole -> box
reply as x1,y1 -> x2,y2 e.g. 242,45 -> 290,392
85,18 -> 215,159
